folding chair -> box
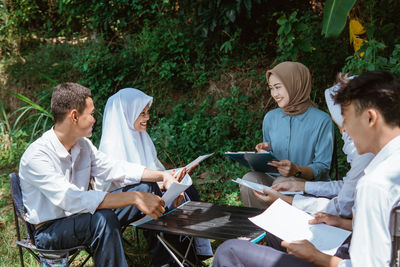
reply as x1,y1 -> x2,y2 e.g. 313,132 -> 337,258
9,173 -> 92,267
391,204 -> 400,267
329,132 -> 339,180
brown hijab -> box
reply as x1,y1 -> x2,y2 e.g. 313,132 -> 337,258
266,61 -> 315,116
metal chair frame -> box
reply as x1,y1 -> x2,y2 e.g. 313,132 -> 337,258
9,173 -> 92,267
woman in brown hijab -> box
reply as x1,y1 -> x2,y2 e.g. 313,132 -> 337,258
240,61 -> 334,208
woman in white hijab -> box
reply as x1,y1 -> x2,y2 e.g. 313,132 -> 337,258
95,88 -> 164,192
96,88 -> 212,258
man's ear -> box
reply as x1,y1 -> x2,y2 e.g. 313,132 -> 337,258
70,109 -> 79,123
367,108 -> 379,127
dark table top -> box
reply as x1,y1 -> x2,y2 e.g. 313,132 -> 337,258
135,201 -> 266,242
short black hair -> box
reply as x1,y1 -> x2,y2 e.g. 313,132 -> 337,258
51,83 -> 92,123
334,70 -> 400,127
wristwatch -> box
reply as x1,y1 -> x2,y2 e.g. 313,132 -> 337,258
294,170 -> 302,178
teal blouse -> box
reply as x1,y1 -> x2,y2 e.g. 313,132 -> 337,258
262,106 -> 334,181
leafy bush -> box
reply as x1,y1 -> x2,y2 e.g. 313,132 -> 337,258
4,42 -> 80,89
0,102 -> 29,170
343,41 -> 400,76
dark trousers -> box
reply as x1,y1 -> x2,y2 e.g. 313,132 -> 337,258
212,234 -> 318,267
34,182 -> 160,267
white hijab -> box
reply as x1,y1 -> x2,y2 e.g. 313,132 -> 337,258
324,79 -> 359,164
96,88 -> 164,191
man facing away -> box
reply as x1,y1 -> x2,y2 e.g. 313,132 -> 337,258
19,83 -> 178,267
213,70 -> 400,267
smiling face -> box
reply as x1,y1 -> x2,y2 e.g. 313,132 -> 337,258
342,102 -> 375,155
75,97 -> 96,138
134,104 -> 150,132
268,74 -> 290,108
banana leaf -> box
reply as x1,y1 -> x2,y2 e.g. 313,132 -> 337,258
322,0 -> 357,37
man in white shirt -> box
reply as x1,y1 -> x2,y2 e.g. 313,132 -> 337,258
213,70 -> 400,267
19,83 -> 178,267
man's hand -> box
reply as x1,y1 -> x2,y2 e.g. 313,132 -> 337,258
310,212 -> 353,231
281,240 -> 319,262
282,240 -> 343,266
272,180 -> 305,192
268,160 -> 298,177
253,188 -> 294,206
255,142 -> 270,152
132,191 -> 165,220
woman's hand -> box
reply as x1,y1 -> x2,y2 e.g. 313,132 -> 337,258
187,163 -> 199,176
272,181 -> 305,192
173,193 -> 185,208
255,142 -> 270,152
160,171 -> 178,191
253,188 -> 294,206
175,167 -> 187,182
268,160 -> 298,177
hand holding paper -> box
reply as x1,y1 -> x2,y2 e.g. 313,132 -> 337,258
272,180 -> 305,192
253,188 -> 294,206
169,153 -> 214,179
233,178 -> 303,195
131,174 -> 193,227
249,199 -> 351,255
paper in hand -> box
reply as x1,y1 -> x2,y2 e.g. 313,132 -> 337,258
185,153 -> 214,169
249,199 -> 351,255
232,178 -> 303,195
131,174 -> 193,227
168,153 -> 214,178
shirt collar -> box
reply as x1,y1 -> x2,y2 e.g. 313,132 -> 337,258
48,128 -> 81,159
364,135 -> 400,175
278,106 -> 310,121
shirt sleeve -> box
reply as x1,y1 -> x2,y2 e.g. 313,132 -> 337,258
348,181 -> 392,266
305,180 -> 344,198
262,113 -> 272,144
88,140 -> 145,185
338,260 -> 352,267
307,116 -> 334,181
292,194 -> 332,215
20,150 -> 107,215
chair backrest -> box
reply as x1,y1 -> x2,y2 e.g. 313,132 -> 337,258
9,173 -> 35,243
329,132 -> 339,180
391,204 -> 400,267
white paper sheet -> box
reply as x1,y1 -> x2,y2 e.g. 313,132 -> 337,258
249,199 -> 351,255
185,152 -> 214,169
233,178 -> 303,195
166,153 -> 214,178
131,174 -> 193,227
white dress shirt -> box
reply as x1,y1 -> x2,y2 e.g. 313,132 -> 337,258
292,152 -> 374,217
338,135 -> 400,266
19,129 -> 145,225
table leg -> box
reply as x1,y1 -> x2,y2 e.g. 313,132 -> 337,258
156,234 -> 197,267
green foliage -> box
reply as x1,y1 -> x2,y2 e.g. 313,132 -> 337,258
343,41 -> 400,76
0,102 -> 29,170
150,88 -> 263,166
188,0 -> 260,38
321,0 -> 356,38
275,10 -> 316,62
4,43 -> 80,88
4,90 -> 53,142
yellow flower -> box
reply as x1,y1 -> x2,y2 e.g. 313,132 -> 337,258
349,19 -> 366,55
